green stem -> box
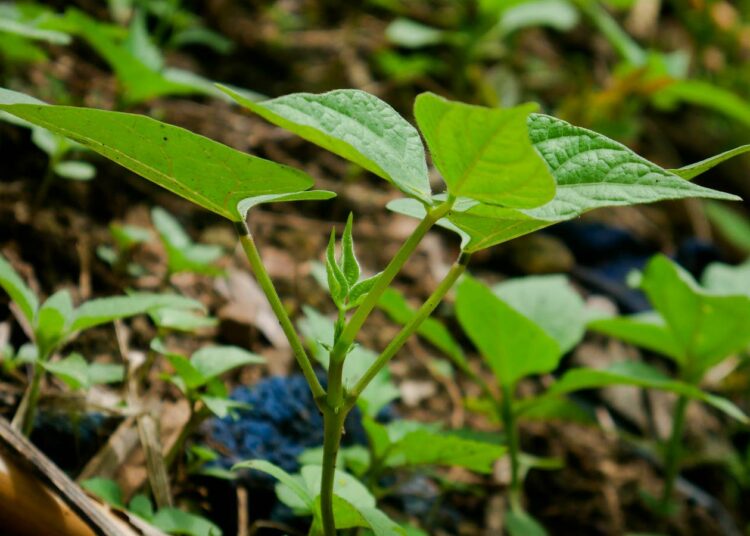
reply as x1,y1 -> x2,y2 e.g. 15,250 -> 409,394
329,199 -> 454,365
660,394 -> 689,512
236,222 -> 325,403
165,403 -> 210,469
320,385 -> 347,535
19,360 -> 45,436
346,252 -> 470,406
500,383 -> 521,512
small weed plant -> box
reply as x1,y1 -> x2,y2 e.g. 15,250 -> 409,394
1,85 -> 748,534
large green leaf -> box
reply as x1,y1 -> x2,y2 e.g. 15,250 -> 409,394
0,89 -> 316,222
493,274 -> 586,354
0,253 -> 38,324
525,114 -> 740,221
414,92 -> 555,208
391,115 -> 741,252
456,277 -> 560,387
639,255 -> 750,376
542,361 -> 747,423
219,86 -> 432,203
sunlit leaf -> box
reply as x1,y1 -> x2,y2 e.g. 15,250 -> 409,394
219,86 -> 432,203
415,92 -> 555,208
0,253 -> 38,324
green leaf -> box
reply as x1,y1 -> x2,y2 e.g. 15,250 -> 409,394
493,274 -> 586,354
190,345 -> 264,380
54,160 -> 96,181
345,501 -> 407,536
341,213 -> 360,286
377,287 -> 468,371
150,307 -> 218,332
152,207 -> 224,275
233,460 -> 314,510
588,312 -> 684,364
414,93 -> 555,208
506,510 -> 548,536
110,223 -> 151,250
88,362 -> 125,385
500,0 -> 579,34
456,276 -> 560,387
348,272 -> 381,308
218,86 -> 432,203
704,201 -> 750,255
71,292 -> 202,333
151,507 -> 222,536
81,477 -> 124,508
525,114 -> 740,221
702,260 -> 750,297
199,395 -> 250,419
301,465 -> 375,508
35,290 -> 74,350
0,253 -> 38,324
124,10 -> 163,72
166,353 -> 205,390
385,18 -> 448,48
544,361 -> 748,423
0,89 -> 315,222
639,255 -> 750,375
128,494 -> 154,521
386,429 -> 505,473
43,353 -> 89,390
326,229 -> 349,308
670,144 -> 750,180
413,112 -> 742,252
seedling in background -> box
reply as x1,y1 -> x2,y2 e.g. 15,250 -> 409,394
455,273 -> 747,532
1,86 -> 746,535
96,222 -> 152,277
151,207 -> 225,278
588,255 -> 750,514
81,477 -> 221,536
150,339 -> 264,467
0,252 -> 202,436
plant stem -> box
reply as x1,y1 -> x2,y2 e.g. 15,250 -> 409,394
235,221 -> 325,403
500,383 -> 522,512
320,363 -> 348,536
165,403 -> 210,469
660,394 -> 689,512
346,252 -> 470,405
329,199 -> 454,365
17,360 -> 45,436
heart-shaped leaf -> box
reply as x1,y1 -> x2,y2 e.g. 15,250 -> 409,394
456,276 -> 560,387
219,86 -> 432,203
414,92 -> 555,208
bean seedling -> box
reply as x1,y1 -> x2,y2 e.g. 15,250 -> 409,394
0,84 -> 747,534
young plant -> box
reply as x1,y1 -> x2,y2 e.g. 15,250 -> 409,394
151,206 -> 225,278
1,85 -> 745,534
588,254 -> 750,513
150,339 -> 265,466
81,476 -> 222,536
0,252 -> 201,435
96,221 -> 152,277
